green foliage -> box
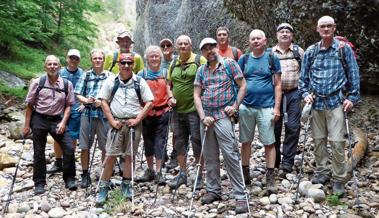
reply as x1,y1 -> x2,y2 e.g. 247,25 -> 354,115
326,194 -> 347,206
0,83 -> 27,99
103,188 -> 130,214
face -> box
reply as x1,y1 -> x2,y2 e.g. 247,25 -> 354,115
160,43 -> 174,57
249,32 -> 267,51
176,38 -> 192,57
45,57 -> 61,76
317,22 -> 336,39
117,37 -> 133,53
216,30 -> 229,46
201,44 -> 218,63
118,59 -> 134,77
66,56 -> 80,69
91,52 -> 104,69
147,51 -> 161,69
276,29 -> 293,44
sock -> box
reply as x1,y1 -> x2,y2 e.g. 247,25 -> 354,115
83,170 -> 88,175
122,177 -> 131,181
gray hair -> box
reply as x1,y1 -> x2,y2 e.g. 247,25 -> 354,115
90,48 -> 105,59
44,55 -> 60,65
249,29 -> 266,39
175,35 -> 192,46
144,45 -> 163,59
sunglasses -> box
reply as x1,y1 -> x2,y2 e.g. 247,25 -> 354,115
120,61 -> 134,65
160,44 -> 172,48
69,56 -> 80,61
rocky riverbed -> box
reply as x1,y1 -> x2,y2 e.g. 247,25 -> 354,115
0,96 -> 378,218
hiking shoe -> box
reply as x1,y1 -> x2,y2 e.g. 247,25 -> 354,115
34,184 -> 45,195
136,168 -> 155,183
195,175 -> 204,190
166,158 -> 178,170
47,159 -> 62,174
311,174 -> 330,185
155,172 -> 166,186
65,178 -> 77,191
266,169 -> 277,194
242,166 -> 251,185
278,167 -> 292,179
81,172 -> 91,188
332,181 -> 345,197
96,181 -> 109,206
235,200 -> 249,214
168,172 -> 187,189
121,180 -> 133,200
201,192 -> 222,205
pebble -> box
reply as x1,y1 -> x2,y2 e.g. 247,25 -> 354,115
281,179 -> 291,189
269,194 -> 278,204
259,197 -> 270,205
307,188 -> 326,202
48,207 -> 66,218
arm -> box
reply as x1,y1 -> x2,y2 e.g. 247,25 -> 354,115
166,82 -> 176,107
23,104 -> 33,137
224,77 -> 246,117
343,45 -> 360,112
101,99 -> 122,129
194,85 -> 214,127
127,101 -> 153,127
56,105 -> 71,134
299,47 -> 315,104
273,74 -> 282,122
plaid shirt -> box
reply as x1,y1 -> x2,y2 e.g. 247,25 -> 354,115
194,57 -> 243,120
74,69 -> 111,118
299,38 -> 360,110
272,44 -> 304,91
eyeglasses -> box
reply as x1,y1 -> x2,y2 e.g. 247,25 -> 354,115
120,61 -> 134,65
319,24 -> 334,29
160,44 -> 172,48
69,56 -> 80,61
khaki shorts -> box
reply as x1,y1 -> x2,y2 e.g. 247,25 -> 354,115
105,121 -> 142,157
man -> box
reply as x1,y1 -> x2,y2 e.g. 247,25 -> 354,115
74,49 -> 111,188
216,26 -> 243,61
299,16 -> 360,196
272,23 -> 304,177
104,29 -> 144,74
48,49 -> 84,174
166,35 -> 207,190
96,53 -> 154,204
194,37 -> 248,214
159,38 -> 178,170
238,29 -> 281,194
23,55 -> 77,194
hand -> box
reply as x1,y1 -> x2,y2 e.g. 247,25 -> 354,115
126,117 -> 141,127
224,106 -> 237,117
273,108 -> 281,122
343,99 -> 354,112
56,122 -> 66,134
94,99 -> 102,108
168,97 -> 176,107
87,96 -> 96,104
77,104 -> 85,112
23,126 -> 30,137
110,119 -> 125,129
304,94 -> 314,104
202,116 -> 214,127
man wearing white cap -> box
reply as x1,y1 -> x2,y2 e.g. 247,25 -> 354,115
299,16 -> 360,196
159,38 -> 175,71
272,23 -> 304,177
194,37 -> 249,213
104,29 -> 144,74
47,49 -> 84,175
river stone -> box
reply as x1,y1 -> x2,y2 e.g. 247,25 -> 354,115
0,153 -> 17,170
48,207 -> 66,218
41,200 -> 51,212
269,194 -> 278,204
299,181 -> 312,196
17,202 -> 30,213
307,188 -> 325,202
260,197 -> 271,205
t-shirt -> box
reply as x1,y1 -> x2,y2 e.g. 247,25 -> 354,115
167,52 -> 207,113
104,51 -> 144,74
217,45 -> 242,61
238,52 -> 281,108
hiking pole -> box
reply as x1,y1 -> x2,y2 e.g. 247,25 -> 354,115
188,126 -> 208,218
344,112 -> 360,206
139,144 -> 144,170
153,110 -> 172,205
3,137 -> 25,215
130,127 -> 136,208
294,103 -> 312,203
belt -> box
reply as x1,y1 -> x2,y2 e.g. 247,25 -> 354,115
34,111 -> 61,121
282,88 -> 298,93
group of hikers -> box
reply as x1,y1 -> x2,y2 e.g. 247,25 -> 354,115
22,15 -> 360,214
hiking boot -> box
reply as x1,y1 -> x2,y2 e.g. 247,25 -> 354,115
332,181 -> 345,197
168,171 -> 187,189
166,158 -> 178,170
34,184 -> 45,195
235,200 -> 249,214
47,159 -> 62,174
278,166 -> 292,179
81,172 -> 91,188
195,175 -> 204,190
242,166 -> 251,185
201,192 -> 222,205
266,169 -> 277,194
65,178 -> 77,191
121,180 -> 133,200
96,181 -> 109,206
311,174 -> 330,185
136,168 -> 155,183
155,172 -> 166,186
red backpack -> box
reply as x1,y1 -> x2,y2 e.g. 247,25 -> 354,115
335,36 -> 358,58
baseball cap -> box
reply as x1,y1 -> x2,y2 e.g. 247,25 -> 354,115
199,37 -> 217,50
67,49 -> 80,58
119,53 -> 134,63
159,38 -> 173,46
116,29 -> 134,43
277,23 -> 294,32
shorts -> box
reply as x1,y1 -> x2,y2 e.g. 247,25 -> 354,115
142,112 -> 170,159
105,121 -> 142,157
79,116 -> 109,151
238,104 -> 275,145
67,112 -> 81,140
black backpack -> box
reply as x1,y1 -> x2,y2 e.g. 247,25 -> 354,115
35,75 -> 69,108
108,75 -> 143,106
82,70 -> 109,96
276,44 -> 302,69
167,54 -> 202,79
231,46 -> 239,62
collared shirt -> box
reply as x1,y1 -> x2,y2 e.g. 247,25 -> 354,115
74,70 -> 111,118
272,44 -> 304,91
60,67 -> 83,114
97,74 -> 154,119
299,38 -> 360,110
104,52 -> 144,74
194,57 -> 243,120
25,75 -> 75,116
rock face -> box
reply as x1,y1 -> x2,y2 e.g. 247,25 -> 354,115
134,0 -> 379,94
0,71 -> 25,88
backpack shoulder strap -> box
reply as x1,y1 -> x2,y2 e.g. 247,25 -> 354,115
240,53 -> 249,74
36,75 -> 47,96
309,42 -> 320,67
267,48 -> 275,74
109,51 -> 118,72
338,41 -> 348,74
109,76 -> 120,105
194,54 -> 201,67
134,76 -> 143,106
168,55 -> 179,79
231,47 -> 238,62
63,78 -> 69,97
292,44 -> 302,68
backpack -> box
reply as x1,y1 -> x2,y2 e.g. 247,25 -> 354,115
276,44 -> 302,69
231,46 -> 239,62
83,70 -> 109,96
140,68 -> 169,108
109,51 -> 137,72
108,75 -> 143,106
35,75 -> 69,108
168,54 -> 202,79
335,36 -> 357,58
